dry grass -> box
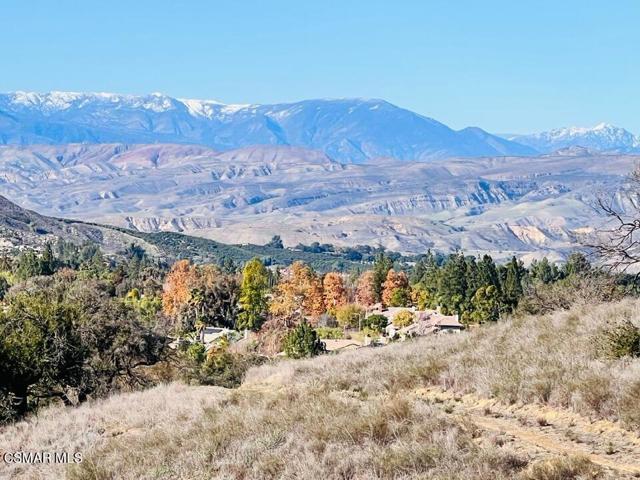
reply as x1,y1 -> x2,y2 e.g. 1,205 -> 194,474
247,298 -> 640,427
2,299 -> 640,479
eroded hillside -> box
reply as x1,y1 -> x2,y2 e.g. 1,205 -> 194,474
0,144 -> 637,260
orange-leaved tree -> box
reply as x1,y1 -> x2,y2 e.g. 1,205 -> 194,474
162,259 -> 197,318
355,270 -> 377,307
382,269 -> 410,307
322,272 -> 347,316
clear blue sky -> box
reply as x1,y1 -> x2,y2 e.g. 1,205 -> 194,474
2,0 -> 639,134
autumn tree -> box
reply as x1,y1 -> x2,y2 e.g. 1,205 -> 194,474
237,258 -> 270,331
305,274 -> 325,318
322,272 -> 347,315
393,309 -> 415,327
269,261 -> 324,322
162,259 -> 197,318
355,270 -> 377,307
382,270 -> 410,307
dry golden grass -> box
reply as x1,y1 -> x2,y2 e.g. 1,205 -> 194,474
2,299 -> 640,479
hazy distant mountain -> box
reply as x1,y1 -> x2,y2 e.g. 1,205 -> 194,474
0,143 -> 635,261
0,91 -> 537,162
509,123 -> 640,153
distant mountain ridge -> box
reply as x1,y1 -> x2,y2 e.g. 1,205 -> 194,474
0,91 -> 537,162
0,142 -> 637,261
509,123 -> 640,154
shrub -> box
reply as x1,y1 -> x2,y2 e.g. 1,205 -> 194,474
180,343 -> 262,388
198,351 -> 259,388
185,342 -> 206,363
315,327 -> 344,339
283,320 -> 326,359
361,314 -> 388,333
361,327 -> 380,339
598,319 -> 640,358
335,303 -> 365,329
619,380 -> 640,431
393,309 -> 415,327
521,455 -> 602,480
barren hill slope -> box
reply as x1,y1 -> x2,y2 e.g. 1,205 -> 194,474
0,143 -> 637,260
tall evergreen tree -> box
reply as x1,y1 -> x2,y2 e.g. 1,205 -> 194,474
502,256 -> 525,310
563,252 -> 591,277
437,253 -> 467,314
478,254 -> 501,293
530,257 -> 558,284
372,252 -> 393,303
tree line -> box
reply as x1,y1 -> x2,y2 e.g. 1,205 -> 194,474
0,238 -> 627,424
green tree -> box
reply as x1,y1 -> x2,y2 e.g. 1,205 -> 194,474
335,303 -> 365,329
237,258 -> 270,331
361,314 -> 388,333
0,291 -> 83,415
266,235 -> 284,249
389,287 -> 410,307
468,285 -> 500,324
563,252 -> 591,277
437,253 -> 468,314
464,256 -> 481,304
530,257 -> 559,284
283,320 -> 325,358
415,251 -> 440,309
477,254 -> 501,292
373,252 -> 393,302
502,256 -> 525,311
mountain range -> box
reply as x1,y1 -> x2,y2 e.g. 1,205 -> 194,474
509,123 -> 640,154
2,91 -> 638,161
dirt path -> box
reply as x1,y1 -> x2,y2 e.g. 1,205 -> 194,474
415,387 -> 640,478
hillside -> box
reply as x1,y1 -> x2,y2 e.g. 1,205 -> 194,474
2,299 -> 640,479
0,194 -> 362,270
0,91 -> 536,161
0,194 -> 163,257
0,143 -> 637,260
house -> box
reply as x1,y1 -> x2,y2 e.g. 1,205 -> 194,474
378,307 -> 464,338
368,305 -> 418,323
201,326 -> 235,347
402,313 -> 464,336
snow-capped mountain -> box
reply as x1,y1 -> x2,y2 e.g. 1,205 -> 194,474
0,91 -> 536,162
510,123 -> 640,154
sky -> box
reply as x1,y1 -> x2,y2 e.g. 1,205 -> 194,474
2,0 -> 639,134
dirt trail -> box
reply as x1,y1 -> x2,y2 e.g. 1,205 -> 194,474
416,387 -> 640,478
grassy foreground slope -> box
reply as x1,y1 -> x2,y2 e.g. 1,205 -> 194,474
3,300 -> 640,479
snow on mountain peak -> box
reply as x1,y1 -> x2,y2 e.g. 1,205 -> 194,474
513,123 -> 640,153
